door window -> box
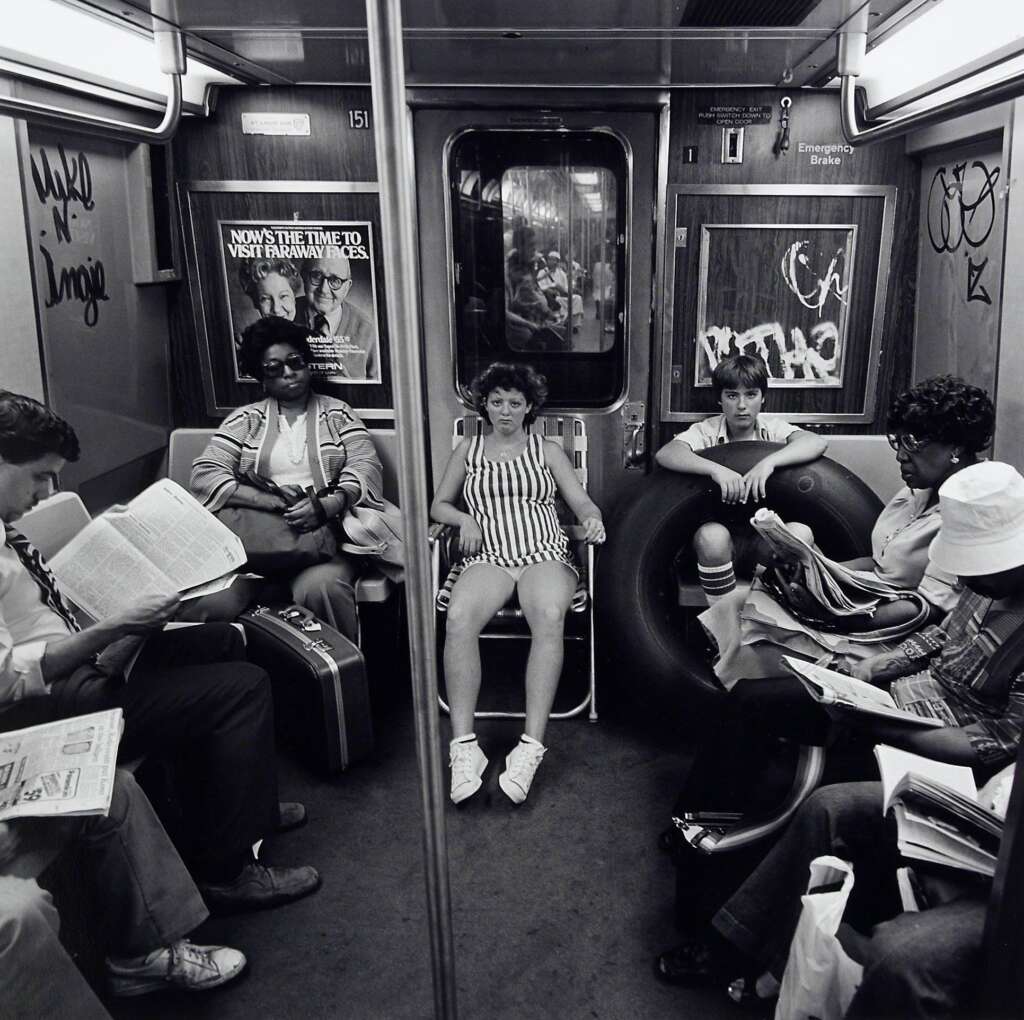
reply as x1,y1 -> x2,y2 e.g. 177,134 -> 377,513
448,130 -> 627,409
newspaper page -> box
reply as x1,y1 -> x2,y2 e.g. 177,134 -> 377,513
873,744 -> 977,815
49,479 -> 246,620
0,709 -> 122,821
105,479 -> 245,590
782,656 -> 944,728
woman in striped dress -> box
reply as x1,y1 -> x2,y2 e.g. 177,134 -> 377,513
431,363 -> 605,805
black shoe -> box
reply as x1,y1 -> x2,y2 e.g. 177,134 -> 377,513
199,863 -> 321,913
654,940 -> 725,986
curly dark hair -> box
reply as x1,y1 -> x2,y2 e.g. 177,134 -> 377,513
237,258 -> 302,304
0,391 -> 79,464
887,375 -> 994,454
238,317 -> 314,381
470,362 -> 548,426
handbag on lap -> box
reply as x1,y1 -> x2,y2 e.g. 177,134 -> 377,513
214,473 -> 337,573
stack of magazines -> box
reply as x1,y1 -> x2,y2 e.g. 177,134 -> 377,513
875,745 -> 1004,877
751,509 -> 930,640
0,709 -> 123,821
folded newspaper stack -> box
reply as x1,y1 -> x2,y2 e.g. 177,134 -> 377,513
750,509 -> 930,639
0,709 -> 123,822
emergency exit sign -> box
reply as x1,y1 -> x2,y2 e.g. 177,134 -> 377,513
696,105 -> 772,127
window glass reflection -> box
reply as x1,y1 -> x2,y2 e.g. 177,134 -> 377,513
449,130 -> 627,410
501,167 -> 617,354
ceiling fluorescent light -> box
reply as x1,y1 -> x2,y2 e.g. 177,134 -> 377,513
859,0 -> 1024,111
4,0 -> 238,108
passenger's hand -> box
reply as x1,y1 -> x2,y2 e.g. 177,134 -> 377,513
283,498 -> 321,533
109,592 -> 181,636
458,518 -> 483,557
0,821 -> 21,868
742,460 -> 776,503
258,493 -> 288,513
581,517 -> 606,545
278,484 -> 306,504
712,466 -> 747,504
850,657 -> 881,683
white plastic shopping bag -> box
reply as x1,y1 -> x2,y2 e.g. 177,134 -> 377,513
774,855 -> 864,1020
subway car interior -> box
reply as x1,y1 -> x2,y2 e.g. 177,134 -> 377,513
4,0 -> 1024,1017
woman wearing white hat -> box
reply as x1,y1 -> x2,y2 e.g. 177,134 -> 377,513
851,459 -> 1024,768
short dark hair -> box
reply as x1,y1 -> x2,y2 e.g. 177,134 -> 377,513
470,362 -> 548,426
887,375 -> 994,454
0,391 -> 80,464
238,317 -> 314,381
712,354 -> 769,400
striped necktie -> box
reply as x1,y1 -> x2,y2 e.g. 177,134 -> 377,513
5,528 -> 81,633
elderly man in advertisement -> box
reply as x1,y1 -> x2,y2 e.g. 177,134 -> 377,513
296,255 -> 377,381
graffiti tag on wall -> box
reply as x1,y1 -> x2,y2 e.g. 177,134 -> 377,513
926,160 -> 1000,306
695,225 -> 852,387
30,144 -> 109,327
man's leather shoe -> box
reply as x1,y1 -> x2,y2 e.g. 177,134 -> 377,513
654,940 -> 723,986
199,862 -> 321,913
276,801 -> 307,832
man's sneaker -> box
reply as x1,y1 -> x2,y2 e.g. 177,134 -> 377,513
449,735 -> 487,804
198,862 -> 321,913
107,939 -> 246,997
498,736 -> 546,804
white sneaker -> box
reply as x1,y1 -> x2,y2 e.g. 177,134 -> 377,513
449,735 -> 488,803
107,939 -> 247,997
499,736 -> 546,804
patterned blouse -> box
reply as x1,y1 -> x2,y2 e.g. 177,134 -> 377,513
893,589 -> 1024,767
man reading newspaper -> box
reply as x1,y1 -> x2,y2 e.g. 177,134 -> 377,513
0,391 -> 319,912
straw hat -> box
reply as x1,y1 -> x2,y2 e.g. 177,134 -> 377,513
929,461 -> 1024,576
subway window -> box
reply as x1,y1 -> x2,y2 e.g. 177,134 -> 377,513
447,130 -> 627,409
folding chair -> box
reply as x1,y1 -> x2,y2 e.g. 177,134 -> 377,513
431,414 -> 597,722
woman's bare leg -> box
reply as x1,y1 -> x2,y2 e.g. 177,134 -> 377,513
443,564 -> 515,737
517,562 -> 577,744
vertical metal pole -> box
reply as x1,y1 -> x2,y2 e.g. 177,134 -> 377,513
364,3 -> 458,1018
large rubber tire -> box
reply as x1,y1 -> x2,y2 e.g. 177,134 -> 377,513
597,442 -> 884,724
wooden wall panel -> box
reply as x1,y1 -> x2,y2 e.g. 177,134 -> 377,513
168,86 -> 387,426
662,88 -> 919,438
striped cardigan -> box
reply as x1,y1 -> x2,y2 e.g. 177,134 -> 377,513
190,394 -> 383,514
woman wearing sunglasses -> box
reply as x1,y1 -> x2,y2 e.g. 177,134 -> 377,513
703,375 -> 996,685
189,316 -> 384,640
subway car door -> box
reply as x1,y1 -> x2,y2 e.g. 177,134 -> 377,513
413,102 -> 660,515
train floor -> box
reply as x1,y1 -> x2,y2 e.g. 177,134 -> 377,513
106,649 -> 739,1019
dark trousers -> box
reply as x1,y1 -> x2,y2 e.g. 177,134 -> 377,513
675,676 -> 874,816
712,782 -> 900,977
2,624 -> 278,873
712,781 -> 985,1016
2,769 -> 207,1020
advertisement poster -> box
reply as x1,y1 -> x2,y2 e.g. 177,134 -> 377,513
218,219 -> 381,384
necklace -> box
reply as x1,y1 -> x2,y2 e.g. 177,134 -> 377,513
278,412 -> 308,465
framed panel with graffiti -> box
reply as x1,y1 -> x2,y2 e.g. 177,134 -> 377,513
663,184 -> 897,424
694,224 -> 856,388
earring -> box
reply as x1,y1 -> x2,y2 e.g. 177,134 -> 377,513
951,453 -> 961,464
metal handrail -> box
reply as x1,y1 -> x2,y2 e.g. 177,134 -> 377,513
837,19 -> 1024,147
0,29 -> 185,145
365,2 -> 459,1019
